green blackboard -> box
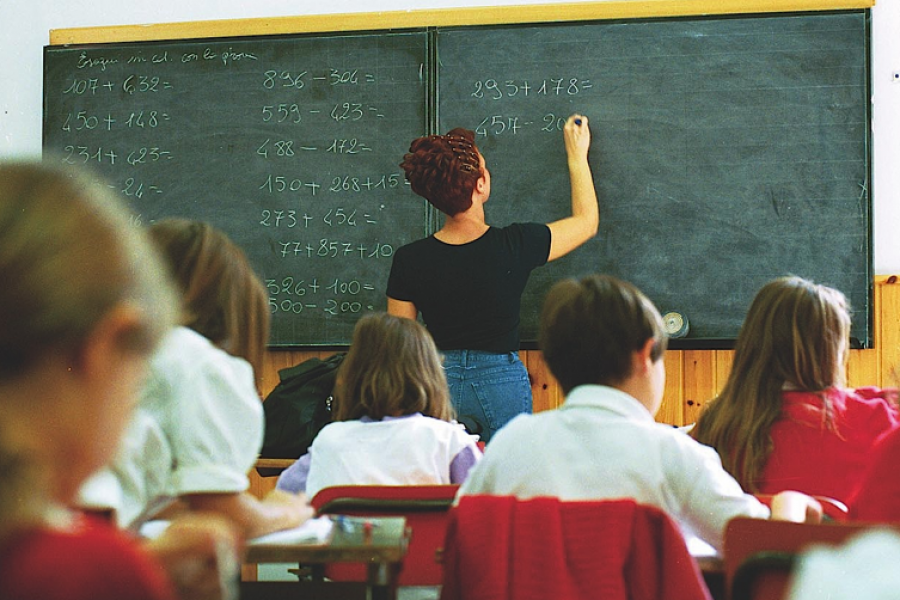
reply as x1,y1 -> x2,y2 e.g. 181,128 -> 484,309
44,31 -> 429,346
437,11 -> 872,347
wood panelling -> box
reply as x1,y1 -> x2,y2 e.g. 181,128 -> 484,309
880,276 -> 900,388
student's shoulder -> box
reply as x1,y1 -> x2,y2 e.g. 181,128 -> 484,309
650,421 -> 723,464
151,327 -> 252,378
840,386 -> 900,422
478,412 -> 547,453
310,419 -> 364,445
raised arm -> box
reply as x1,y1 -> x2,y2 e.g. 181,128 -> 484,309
546,114 -> 600,262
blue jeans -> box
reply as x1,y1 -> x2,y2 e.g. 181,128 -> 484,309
441,350 -> 532,444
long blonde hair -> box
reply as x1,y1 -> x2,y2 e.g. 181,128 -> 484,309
0,160 -> 176,536
333,313 -> 454,422
692,276 -> 850,491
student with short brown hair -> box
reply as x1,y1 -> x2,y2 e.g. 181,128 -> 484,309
458,274 -> 819,553
277,312 -> 481,499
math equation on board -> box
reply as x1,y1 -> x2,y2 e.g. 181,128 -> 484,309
43,32 -> 429,345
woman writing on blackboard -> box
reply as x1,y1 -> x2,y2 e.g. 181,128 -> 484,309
387,114 -> 599,443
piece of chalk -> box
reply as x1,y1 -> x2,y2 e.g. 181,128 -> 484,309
574,118 -> 582,125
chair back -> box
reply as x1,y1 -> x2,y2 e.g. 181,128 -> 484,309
439,495 -> 712,600
724,517 -> 900,600
311,484 -> 459,586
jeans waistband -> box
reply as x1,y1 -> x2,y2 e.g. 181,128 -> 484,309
441,349 -> 520,368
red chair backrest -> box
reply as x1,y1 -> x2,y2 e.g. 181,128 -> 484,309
440,495 -> 712,600
724,517 -> 900,600
311,484 -> 460,586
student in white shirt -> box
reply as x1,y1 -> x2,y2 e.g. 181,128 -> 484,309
80,219 -> 311,539
458,274 -> 821,553
277,313 -> 482,500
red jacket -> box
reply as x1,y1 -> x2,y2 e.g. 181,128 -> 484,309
758,387 -> 900,503
439,495 -> 711,600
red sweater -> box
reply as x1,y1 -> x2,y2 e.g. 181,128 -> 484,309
848,426 -> 900,520
0,514 -> 175,600
439,495 -> 711,600
757,387 -> 900,503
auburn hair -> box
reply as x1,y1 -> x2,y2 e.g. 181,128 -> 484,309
400,128 -> 483,216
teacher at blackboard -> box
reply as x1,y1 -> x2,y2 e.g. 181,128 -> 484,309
387,114 -> 599,443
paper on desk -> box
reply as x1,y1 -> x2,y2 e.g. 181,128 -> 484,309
248,516 -> 333,545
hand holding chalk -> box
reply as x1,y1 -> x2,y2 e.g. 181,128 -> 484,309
563,114 -> 590,159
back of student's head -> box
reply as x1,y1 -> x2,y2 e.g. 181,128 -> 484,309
732,276 -> 850,392
540,274 -> 667,395
692,275 -> 851,491
147,219 -> 269,376
0,160 -> 177,534
333,313 -> 454,422
0,161 -> 176,381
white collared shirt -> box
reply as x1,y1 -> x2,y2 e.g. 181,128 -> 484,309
80,327 -> 263,528
458,384 -> 769,552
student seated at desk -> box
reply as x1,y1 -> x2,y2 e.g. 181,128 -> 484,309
457,274 -> 820,553
0,162 -> 239,600
691,276 -> 900,505
79,219 -> 312,539
277,313 -> 482,499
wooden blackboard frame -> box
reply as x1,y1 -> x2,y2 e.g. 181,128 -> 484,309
46,0 -> 875,349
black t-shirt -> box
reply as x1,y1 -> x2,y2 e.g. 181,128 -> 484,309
386,223 -> 551,352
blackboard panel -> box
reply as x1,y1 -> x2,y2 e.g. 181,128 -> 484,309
43,31 -> 428,346
436,11 -> 871,346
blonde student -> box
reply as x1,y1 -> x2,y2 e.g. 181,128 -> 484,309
80,218 -> 312,539
0,161 -> 238,600
277,313 -> 482,500
691,276 -> 900,504
458,274 -> 821,553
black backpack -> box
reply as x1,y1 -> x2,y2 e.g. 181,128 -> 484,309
260,353 -> 345,459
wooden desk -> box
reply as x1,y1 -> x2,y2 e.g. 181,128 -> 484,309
241,516 -> 409,600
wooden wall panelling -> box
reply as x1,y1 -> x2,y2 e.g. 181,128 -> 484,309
714,350 -> 734,394
682,350 -> 717,425
524,350 -> 562,413
847,349 -> 879,388
880,276 -> 900,388
657,351 -> 685,426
